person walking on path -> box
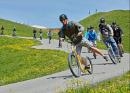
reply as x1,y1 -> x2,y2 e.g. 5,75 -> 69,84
12,26 -> 16,36
47,29 -> 53,44
1,25 -> 4,35
33,28 -> 37,39
39,29 -> 43,40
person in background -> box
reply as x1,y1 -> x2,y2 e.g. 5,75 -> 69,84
39,29 -> 43,40
47,29 -> 53,44
12,26 -> 16,36
86,26 -> 97,47
111,21 -> 124,55
84,27 -> 90,40
84,27 -> 90,52
84,26 -> 97,58
1,25 -> 4,35
99,18 -> 120,60
84,27 -> 91,53
33,28 -> 37,39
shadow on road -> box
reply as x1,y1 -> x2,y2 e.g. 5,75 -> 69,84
47,73 -> 95,80
46,74 -> 73,80
92,63 -> 114,65
82,51 -> 88,53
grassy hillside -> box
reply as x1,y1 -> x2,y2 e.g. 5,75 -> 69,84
80,10 -> 130,52
0,19 -> 34,37
0,19 -> 59,38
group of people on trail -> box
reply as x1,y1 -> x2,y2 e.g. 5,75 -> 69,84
58,14 -> 124,69
0,25 -> 17,36
33,28 -> 42,39
33,28 -> 53,44
0,24 -> 53,44
99,18 -> 124,57
33,28 -> 44,40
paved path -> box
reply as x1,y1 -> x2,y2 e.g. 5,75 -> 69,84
0,36 -> 129,93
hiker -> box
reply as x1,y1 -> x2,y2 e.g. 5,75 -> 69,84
12,26 -> 16,36
1,25 -> 4,35
47,29 -> 53,44
33,28 -> 37,39
39,29 -> 43,40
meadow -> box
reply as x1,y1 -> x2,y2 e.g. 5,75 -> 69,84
0,36 -> 68,85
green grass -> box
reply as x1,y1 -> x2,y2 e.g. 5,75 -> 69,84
0,18 -> 59,39
61,71 -> 130,93
0,36 -> 68,86
80,10 -> 130,53
0,19 -> 33,37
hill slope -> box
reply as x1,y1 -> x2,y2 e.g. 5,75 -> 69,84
80,10 -> 130,52
0,19 -> 34,37
0,19 -> 58,38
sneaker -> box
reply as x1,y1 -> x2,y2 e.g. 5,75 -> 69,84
84,65 -> 90,70
103,55 -> 108,61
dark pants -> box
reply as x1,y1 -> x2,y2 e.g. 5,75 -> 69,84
48,36 -> 51,44
114,37 -> 122,44
33,33 -> 36,39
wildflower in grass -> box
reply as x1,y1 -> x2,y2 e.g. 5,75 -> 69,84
0,45 -> 22,51
0,37 -> 68,86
